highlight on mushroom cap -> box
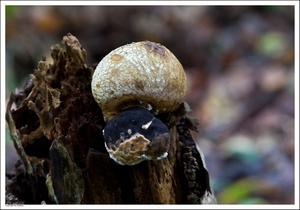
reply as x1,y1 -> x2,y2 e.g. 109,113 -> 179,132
91,41 -> 187,121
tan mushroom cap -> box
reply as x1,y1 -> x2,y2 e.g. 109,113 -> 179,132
91,41 -> 187,121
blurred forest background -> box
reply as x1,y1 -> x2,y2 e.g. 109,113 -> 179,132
5,5 -> 295,204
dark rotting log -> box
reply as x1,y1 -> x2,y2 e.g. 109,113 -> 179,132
5,33 -> 216,204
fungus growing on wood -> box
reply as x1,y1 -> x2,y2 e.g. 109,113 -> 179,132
91,41 -> 187,165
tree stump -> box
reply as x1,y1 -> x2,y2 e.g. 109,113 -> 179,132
5,33 -> 216,204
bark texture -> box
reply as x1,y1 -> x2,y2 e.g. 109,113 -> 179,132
5,33 -> 216,204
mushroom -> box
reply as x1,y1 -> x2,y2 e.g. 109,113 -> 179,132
91,41 -> 187,165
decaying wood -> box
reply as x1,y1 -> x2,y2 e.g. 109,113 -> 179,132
5,33 -> 216,204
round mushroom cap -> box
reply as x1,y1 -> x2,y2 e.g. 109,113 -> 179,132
91,41 -> 187,121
